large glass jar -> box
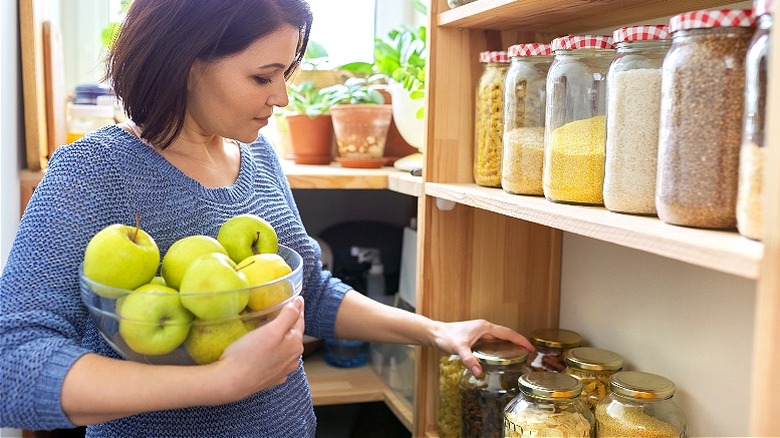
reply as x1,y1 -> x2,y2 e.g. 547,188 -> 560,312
657,9 -> 756,229
738,0 -> 772,240
595,371 -> 687,437
527,327 -> 583,373
459,340 -> 529,437
502,43 -> 553,195
563,347 -> 624,412
438,354 -> 466,438
504,371 -> 595,437
474,51 -> 510,187
603,25 -> 671,215
543,35 -> 614,205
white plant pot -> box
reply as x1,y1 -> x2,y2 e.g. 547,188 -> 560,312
389,81 -> 425,152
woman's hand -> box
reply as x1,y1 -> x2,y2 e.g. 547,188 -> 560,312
214,296 -> 305,401
429,319 -> 534,378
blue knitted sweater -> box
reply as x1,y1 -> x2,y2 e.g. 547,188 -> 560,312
0,125 -> 351,436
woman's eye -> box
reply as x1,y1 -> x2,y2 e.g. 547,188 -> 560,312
254,76 -> 273,85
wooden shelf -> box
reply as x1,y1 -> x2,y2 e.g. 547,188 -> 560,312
281,161 -> 422,197
304,352 -> 413,432
426,182 -> 763,279
438,0 -> 738,33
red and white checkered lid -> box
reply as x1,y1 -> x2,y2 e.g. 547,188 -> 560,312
550,35 -> 614,51
479,50 -> 510,63
669,9 -> 755,32
754,0 -> 772,17
507,43 -> 552,57
613,25 -> 670,43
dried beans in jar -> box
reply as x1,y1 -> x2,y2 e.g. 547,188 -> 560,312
656,9 -> 756,229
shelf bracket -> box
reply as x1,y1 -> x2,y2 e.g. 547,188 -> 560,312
435,198 -> 456,211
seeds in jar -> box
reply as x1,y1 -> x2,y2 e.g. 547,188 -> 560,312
544,115 -> 606,204
460,382 -> 515,437
438,355 -> 465,438
595,403 -> 681,437
502,127 -> 546,194
504,408 -> 592,437
603,68 -> 662,214
736,142 -> 765,240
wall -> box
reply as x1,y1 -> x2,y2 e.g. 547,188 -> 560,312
1,0 -> 21,268
560,233 -> 756,436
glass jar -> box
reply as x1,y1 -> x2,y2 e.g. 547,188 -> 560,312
66,103 -> 116,143
527,327 -> 583,373
502,43 -> 553,195
543,35 -> 614,205
595,371 -> 687,437
604,25 -> 671,215
504,371 -> 595,437
563,347 -> 624,412
738,0 -> 772,240
657,9 -> 756,229
438,354 -> 466,438
474,51 -> 510,188
460,340 -> 530,437
447,0 -> 476,7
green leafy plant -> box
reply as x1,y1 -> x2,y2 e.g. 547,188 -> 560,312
374,25 -> 426,99
324,76 -> 386,105
283,81 -> 338,118
301,40 -> 330,70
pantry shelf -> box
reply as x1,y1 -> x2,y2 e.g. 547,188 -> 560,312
438,0 -> 738,33
281,160 -> 423,197
425,182 -> 763,279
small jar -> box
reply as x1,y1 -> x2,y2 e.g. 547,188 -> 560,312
657,9 -> 756,229
504,372 -> 595,437
595,371 -> 687,437
543,35 -> 615,205
563,347 -> 624,412
604,25 -> 671,215
460,340 -> 530,437
474,51 -> 510,188
527,328 -> 583,373
438,354 -> 466,438
502,43 -> 553,195
66,103 -> 116,143
738,0 -> 772,240
447,0 -> 476,7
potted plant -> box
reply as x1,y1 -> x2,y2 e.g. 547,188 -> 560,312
280,81 -> 339,165
324,75 -> 393,168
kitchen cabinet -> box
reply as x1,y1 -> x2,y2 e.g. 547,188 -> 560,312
414,0 -> 780,436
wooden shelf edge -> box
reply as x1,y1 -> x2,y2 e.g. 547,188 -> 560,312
282,160 -> 422,197
425,182 -> 763,279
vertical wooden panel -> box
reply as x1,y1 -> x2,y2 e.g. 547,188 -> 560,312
19,0 -> 49,171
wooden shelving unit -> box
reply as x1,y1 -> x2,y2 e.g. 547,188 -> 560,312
415,0 -> 780,436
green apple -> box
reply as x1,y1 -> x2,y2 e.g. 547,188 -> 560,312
118,283 -> 193,356
217,214 -> 279,263
161,235 -> 228,290
236,253 -> 294,311
179,252 -> 250,320
83,216 -> 160,298
184,318 -> 252,364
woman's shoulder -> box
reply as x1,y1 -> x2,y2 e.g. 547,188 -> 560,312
50,125 -> 139,166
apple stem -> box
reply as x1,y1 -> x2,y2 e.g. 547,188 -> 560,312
252,231 -> 261,255
131,212 -> 141,242
237,259 -> 256,271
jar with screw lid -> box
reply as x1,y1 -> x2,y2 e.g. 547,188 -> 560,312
603,25 -> 671,215
474,51 -> 510,188
459,340 -> 530,437
543,35 -> 614,205
502,43 -> 553,195
595,371 -> 687,437
563,347 -> 625,412
438,354 -> 466,438
657,9 -> 756,229
737,0 -> 772,240
504,371 -> 595,437
526,327 -> 583,372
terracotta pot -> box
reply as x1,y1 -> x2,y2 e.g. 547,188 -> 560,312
285,114 -> 334,165
331,104 -> 392,168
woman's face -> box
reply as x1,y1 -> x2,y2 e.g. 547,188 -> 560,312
186,24 -> 299,143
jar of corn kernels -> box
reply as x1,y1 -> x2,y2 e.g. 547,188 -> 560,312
474,51 -> 510,187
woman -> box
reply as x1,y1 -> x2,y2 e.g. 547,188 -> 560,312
0,0 -> 533,436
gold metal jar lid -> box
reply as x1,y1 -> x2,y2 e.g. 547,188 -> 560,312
529,328 -> 583,349
609,371 -> 676,400
472,339 -> 529,366
564,347 -> 624,371
519,371 -> 582,399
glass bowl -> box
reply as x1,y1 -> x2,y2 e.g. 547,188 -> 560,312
80,245 -> 303,365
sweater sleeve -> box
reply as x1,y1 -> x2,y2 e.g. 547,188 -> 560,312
252,136 -> 353,340
0,140 -> 131,430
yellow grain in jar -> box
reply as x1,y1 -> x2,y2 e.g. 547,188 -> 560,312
544,115 -> 606,204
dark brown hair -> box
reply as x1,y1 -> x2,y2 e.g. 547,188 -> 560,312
105,0 -> 312,149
